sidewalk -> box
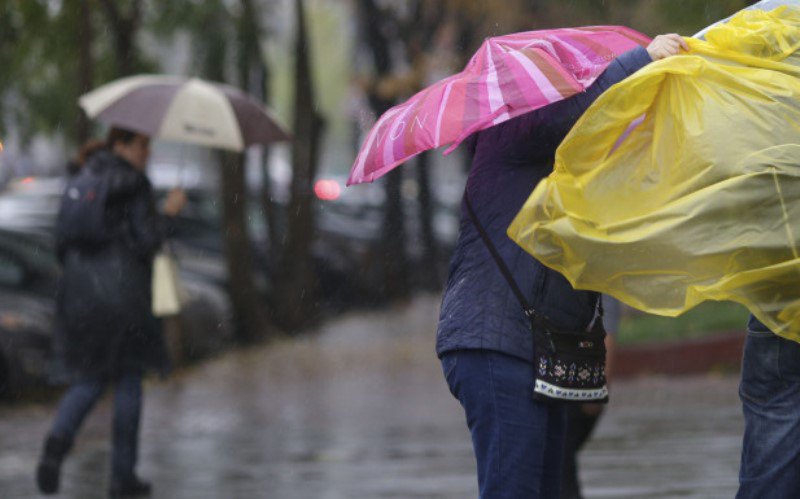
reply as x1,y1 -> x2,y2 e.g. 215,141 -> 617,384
0,295 -> 742,498
585,375 -> 741,498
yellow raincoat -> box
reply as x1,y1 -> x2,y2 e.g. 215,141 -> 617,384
508,7 -> 800,341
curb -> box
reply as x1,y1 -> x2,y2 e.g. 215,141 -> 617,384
614,331 -> 744,379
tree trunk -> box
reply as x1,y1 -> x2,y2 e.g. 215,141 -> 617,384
255,63 -> 282,261
220,150 -> 272,342
403,3 -> 445,293
202,3 -> 272,342
358,0 -> 411,301
415,151 -> 440,290
381,169 -> 410,300
76,0 -> 93,145
274,0 -> 324,330
113,24 -> 136,76
260,145 -> 280,261
99,0 -> 142,77
237,0 -> 281,267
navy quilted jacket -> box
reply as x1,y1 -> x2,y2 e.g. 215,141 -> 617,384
436,47 -> 652,362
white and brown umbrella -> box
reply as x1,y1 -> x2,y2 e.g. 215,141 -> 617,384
79,75 -> 289,151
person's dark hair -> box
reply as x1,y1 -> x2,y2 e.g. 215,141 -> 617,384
68,139 -> 106,174
68,127 -> 142,173
105,127 -> 140,149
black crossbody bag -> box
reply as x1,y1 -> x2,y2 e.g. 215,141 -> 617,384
464,193 -> 609,404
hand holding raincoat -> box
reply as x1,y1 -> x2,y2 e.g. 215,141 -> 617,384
508,7 -> 800,341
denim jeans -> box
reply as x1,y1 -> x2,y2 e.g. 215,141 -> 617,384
737,330 -> 800,498
560,404 -> 602,499
50,374 -> 143,481
441,350 -> 566,499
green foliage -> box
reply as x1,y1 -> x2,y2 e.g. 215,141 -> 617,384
656,0 -> 755,34
618,301 -> 750,345
0,1 -> 52,141
148,0 -> 235,81
445,0 -> 755,43
0,0 -> 155,146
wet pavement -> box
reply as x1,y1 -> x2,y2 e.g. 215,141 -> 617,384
0,295 -> 743,498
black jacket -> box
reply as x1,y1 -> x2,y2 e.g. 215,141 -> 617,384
52,150 -> 168,382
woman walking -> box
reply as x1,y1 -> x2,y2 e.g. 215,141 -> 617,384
36,127 -> 186,497
436,35 -> 686,498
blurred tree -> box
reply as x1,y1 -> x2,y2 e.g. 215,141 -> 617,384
402,0 -> 447,290
354,0 -> 537,293
98,0 -> 143,77
151,0 -> 274,342
356,0 -> 411,302
0,2 -> 83,144
236,0 -> 282,264
414,150 -> 440,290
273,0 -> 325,329
0,0 -> 155,147
76,0 -> 94,145
652,0 -> 756,34
209,2 -> 275,343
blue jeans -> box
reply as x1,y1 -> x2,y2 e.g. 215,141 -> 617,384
441,350 -> 566,499
50,374 -> 143,481
737,330 -> 800,498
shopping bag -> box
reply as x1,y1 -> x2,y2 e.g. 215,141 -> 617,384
152,251 -> 186,317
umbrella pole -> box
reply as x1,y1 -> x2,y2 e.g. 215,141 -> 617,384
177,143 -> 187,189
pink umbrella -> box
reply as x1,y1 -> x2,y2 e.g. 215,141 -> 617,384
348,26 -> 651,186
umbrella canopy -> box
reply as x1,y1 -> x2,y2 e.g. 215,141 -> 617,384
347,26 -> 651,186
79,75 -> 289,152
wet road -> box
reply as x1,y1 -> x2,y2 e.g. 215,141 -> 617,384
0,295 -> 742,498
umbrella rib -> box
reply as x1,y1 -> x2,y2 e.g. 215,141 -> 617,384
434,81 -> 456,146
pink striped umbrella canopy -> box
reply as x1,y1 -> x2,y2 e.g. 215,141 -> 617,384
348,26 -> 651,186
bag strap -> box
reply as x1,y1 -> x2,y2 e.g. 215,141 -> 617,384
463,192 -> 537,320
464,191 -> 605,326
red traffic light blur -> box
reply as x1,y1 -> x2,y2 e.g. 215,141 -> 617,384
314,179 -> 341,201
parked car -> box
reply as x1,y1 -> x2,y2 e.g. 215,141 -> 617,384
0,176 -> 64,238
156,173 -> 459,307
0,230 -> 58,396
0,227 -> 234,397
0,166 -> 461,317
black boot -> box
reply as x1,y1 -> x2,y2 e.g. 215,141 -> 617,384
109,476 -> 152,498
35,435 -> 71,495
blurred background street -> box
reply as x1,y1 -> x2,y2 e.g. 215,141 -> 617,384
0,1 -> 765,497
0,295 -> 742,498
